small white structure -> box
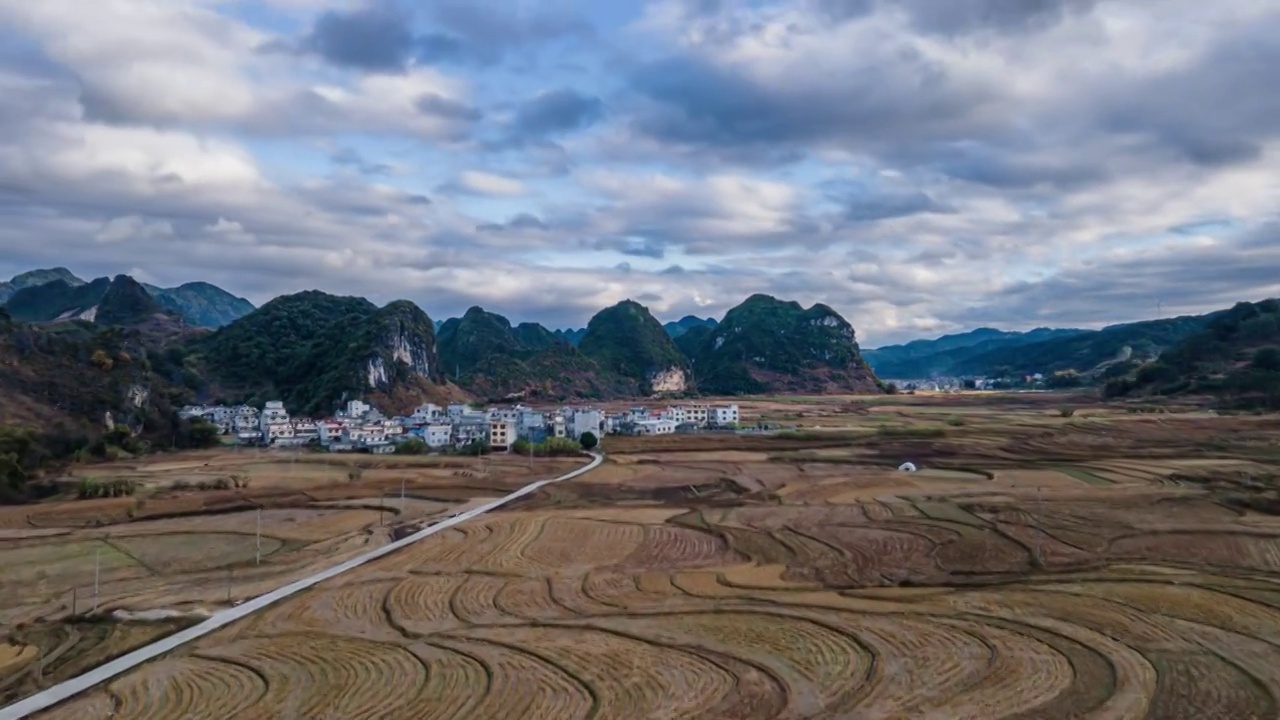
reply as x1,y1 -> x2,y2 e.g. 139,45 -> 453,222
635,418 -> 677,435
898,462 -> 918,473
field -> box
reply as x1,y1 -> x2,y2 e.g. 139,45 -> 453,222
13,393 -> 1280,718
0,449 -> 583,705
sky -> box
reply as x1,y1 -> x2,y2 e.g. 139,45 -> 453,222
0,0 -> 1277,347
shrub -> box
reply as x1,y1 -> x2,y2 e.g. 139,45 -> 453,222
579,431 -> 599,450
1058,407 -> 1076,418
945,416 -> 965,427
396,438 -> 427,455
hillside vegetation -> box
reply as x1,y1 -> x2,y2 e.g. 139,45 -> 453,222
865,327 -> 1087,378
684,294 -> 881,395
1107,299 -> 1280,409
437,307 -> 632,401
579,300 -> 691,394
187,292 -> 446,416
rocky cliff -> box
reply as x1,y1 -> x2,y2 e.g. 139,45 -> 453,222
578,300 -> 691,395
190,291 -> 449,415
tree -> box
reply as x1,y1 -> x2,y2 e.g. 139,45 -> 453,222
579,431 -> 598,450
1253,347 -> 1280,372
396,437 -> 427,455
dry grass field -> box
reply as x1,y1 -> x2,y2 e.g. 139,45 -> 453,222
13,393 -> 1280,719
0,450 -> 583,705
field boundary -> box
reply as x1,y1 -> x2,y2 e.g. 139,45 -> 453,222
0,452 -> 603,720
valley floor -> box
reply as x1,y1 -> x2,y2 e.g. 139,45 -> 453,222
7,393 -> 1280,718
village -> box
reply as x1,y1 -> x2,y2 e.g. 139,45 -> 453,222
177,399 -> 742,454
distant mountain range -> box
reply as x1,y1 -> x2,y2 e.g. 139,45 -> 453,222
1,268 -> 254,328
0,267 -> 886,426
4,265 -> 1277,432
864,313 -> 1222,380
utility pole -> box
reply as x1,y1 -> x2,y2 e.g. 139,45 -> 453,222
1035,486 -> 1044,567
400,477 -> 406,513
255,507 -> 262,566
92,541 -> 101,613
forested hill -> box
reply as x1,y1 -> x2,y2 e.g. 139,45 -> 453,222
1105,299 -> 1280,409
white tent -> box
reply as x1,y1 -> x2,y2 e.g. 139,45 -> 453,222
898,462 -> 918,473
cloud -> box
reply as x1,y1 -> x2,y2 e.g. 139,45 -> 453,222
295,0 -> 595,70
95,215 -> 175,244
514,88 -> 604,138
301,5 -> 416,72
445,170 -> 527,197
476,213 -> 549,232
1,0 -> 1279,348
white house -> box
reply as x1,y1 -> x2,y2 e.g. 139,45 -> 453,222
684,404 -> 710,426
317,421 -> 344,445
260,401 -> 289,427
411,403 -> 444,424
711,404 -> 740,426
568,409 -> 603,439
343,399 -> 371,419
447,403 -> 469,420
424,424 -> 452,448
635,418 -> 676,435
453,418 -> 489,446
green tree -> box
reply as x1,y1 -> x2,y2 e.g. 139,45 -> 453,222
1253,347 -> 1280,372
579,431 -> 598,450
396,437 -> 427,455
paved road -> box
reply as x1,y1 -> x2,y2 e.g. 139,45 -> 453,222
0,452 -> 603,720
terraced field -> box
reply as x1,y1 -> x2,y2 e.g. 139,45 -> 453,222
16,399 -> 1280,718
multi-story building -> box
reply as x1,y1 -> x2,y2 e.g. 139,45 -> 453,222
517,409 -> 548,442
568,409 -> 603,440
343,399 -> 371,419
711,404 -> 740,426
453,417 -> 489,446
424,424 -> 452,448
411,403 -> 444,424
489,420 -> 516,451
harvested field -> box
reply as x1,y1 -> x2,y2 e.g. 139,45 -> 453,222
0,450 -> 587,700
16,395 -> 1280,718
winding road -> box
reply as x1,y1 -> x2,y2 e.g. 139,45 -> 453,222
0,451 -> 603,720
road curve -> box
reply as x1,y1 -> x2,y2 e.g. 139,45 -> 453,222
0,451 -> 603,720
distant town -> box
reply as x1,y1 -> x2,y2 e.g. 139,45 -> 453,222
177,400 -> 742,453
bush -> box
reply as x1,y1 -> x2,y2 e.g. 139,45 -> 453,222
944,416 -> 965,427
1253,347 -> 1280,372
537,437 -> 582,456
579,431 -> 599,450
396,438 -> 427,455
1058,407 -> 1076,418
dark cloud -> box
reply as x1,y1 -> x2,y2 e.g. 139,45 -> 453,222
629,53 -> 986,156
592,236 -> 666,259
330,147 -> 393,176
1097,23 -> 1280,169
476,213 -> 549,232
813,0 -> 1097,34
302,6 -> 416,71
953,236 -> 1280,328
297,0 -> 593,70
824,180 -> 954,222
415,93 -> 483,121
514,89 -> 604,138
901,0 -> 1099,35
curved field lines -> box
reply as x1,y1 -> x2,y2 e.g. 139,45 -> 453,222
200,633 -> 427,720
26,425 -> 1280,720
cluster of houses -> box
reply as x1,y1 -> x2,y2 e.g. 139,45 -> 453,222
178,399 -> 741,454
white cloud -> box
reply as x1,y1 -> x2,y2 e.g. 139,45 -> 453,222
95,215 -> 175,244
454,170 -> 528,197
